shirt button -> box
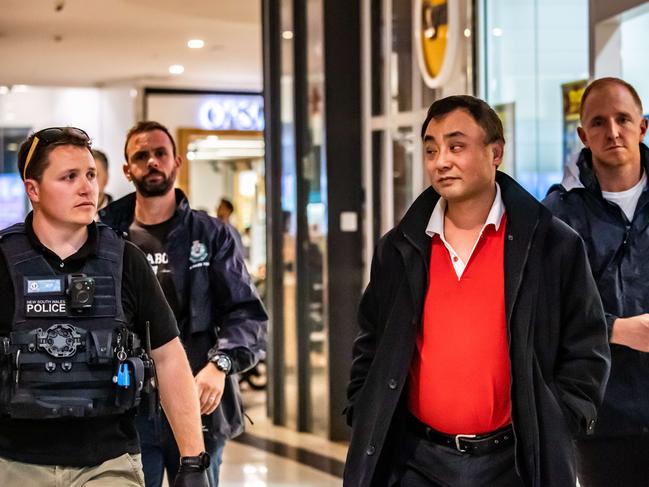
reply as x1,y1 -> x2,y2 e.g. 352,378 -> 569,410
453,256 -> 458,262
388,379 -> 397,390
366,444 -> 376,456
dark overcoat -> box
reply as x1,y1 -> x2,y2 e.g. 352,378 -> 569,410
344,173 -> 610,487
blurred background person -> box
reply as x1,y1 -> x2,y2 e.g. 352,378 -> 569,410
216,197 -> 244,254
92,149 -> 113,211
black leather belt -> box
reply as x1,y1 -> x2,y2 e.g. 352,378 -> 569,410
408,414 -> 514,455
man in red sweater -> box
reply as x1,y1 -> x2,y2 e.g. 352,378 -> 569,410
344,96 -> 610,487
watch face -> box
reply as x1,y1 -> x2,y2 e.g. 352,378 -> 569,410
216,355 -> 231,372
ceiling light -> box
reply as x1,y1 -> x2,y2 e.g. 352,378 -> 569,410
0,86 -> 8,95
188,39 -> 205,49
282,30 -> 294,40
464,28 -> 471,38
169,65 -> 185,75
492,27 -> 503,37
12,85 -> 28,92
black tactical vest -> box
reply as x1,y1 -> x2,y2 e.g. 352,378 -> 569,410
0,223 -> 145,419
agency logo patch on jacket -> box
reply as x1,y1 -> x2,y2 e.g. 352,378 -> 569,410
189,240 -> 209,269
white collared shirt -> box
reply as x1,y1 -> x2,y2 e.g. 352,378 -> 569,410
426,183 -> 506,279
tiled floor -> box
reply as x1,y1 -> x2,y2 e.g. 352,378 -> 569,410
219,388 -> 345,486
219,441 -> 341,487
163,388 -> 346,486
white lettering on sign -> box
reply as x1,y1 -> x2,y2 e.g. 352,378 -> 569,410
198,96 -> 265,131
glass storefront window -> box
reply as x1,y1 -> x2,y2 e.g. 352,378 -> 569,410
305,0 -> 328,437
393,127 -> 415,223
280,0 -> 298,431
483,0 -> 588,199
392,0 -> 413,113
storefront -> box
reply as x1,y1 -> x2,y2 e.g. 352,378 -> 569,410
263,0 -> 362,441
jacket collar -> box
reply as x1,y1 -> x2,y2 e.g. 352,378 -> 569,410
100,188 -> 191,233
562,143 -> 649,193
396,172 -> 541,248
396,172 -> 544,325
396,186 -> 438,256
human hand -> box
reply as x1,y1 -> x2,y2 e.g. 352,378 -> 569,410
194,363 -> 226,415
611,314 -> 649,352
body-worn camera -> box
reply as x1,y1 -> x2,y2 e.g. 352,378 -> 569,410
67,274 -> 95,309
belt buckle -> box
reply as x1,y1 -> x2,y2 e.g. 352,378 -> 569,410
454,434 -> 477,453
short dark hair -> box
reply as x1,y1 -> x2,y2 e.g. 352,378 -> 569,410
219,198 -> 234,213
124,121 -> 176,161
421,95 -> 505,145
91,149 -> 109,170
18,127 -> 92,181
580,77 -> 644,119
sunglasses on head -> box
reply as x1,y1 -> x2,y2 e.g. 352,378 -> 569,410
23,127 -> 90,180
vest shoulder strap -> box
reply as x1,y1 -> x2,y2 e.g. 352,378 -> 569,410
0,224 -> 40,264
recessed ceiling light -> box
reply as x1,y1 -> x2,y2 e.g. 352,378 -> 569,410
464,28 -> 471,38
492,27 -> 503,37
282,30 -> 294,40
169,65 -> 185,75
188,39 -> 205,49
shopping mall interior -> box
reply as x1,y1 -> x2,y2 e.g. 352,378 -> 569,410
2,0 -> 649,485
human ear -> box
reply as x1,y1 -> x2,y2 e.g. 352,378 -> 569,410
24,180 -> 40,204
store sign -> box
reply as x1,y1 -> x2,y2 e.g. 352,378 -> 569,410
562,80 -> 587,170
199,95 -> 264,131
415,0 -> 460,88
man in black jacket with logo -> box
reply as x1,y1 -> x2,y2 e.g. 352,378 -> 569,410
101,121 -> 267,487
544,77 -> 649,487
0,127 -> 209,486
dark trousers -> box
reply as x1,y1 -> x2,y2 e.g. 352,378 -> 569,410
394,429 -> 524,487
136,414 -> 225,487
577,436 -> 649,487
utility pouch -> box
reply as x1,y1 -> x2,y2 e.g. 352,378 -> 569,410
114,356 -> 144,410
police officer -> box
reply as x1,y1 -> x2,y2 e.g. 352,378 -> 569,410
0,127 -> 209,486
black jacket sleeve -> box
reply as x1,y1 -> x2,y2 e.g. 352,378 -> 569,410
346,238 -> 386,426
555,232 -> 611,434
206,223 -> 267,375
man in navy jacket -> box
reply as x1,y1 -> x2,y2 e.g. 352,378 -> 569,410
544,77 -> 649,487
101,121 -> 267,487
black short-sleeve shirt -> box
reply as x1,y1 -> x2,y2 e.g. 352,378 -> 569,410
0,217 -> 179,466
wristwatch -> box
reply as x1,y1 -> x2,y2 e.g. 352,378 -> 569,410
209,352 -> 232,374
180,451 -> 211,469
